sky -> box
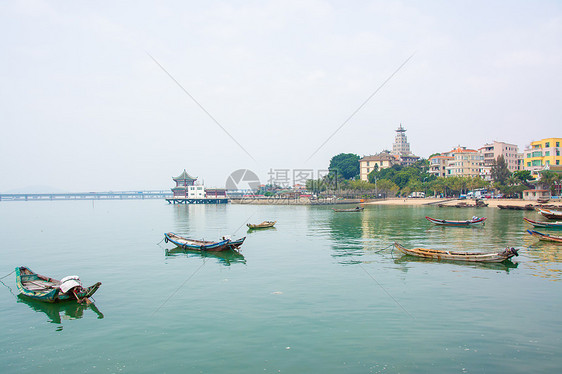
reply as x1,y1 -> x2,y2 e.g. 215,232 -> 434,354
1,0 -> 561,192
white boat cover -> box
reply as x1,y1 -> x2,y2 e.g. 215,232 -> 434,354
60,275 -> 81,293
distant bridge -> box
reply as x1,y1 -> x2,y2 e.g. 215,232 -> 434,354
0,190 -> 173,201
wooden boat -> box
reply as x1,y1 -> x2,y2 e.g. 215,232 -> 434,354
247,221 -> 276,229
498,204 -> 535,211
537,208 -> 562,220
164,232 -> 231,251
425,216 -> 486,226
537,198 -> 550,204
333,206 -> 364,212
452,200 -> 488,208
526,230 -> 562,243
16,267 -> 101,303
223,236 -> 246,250
394,242 -> 518,263
523,217 -> 562,229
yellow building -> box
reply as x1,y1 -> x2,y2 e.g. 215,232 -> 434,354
359,152 -> 398,181
444,147 -> 484,178
524,138 -> 562,178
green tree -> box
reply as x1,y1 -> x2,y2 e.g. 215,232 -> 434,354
429,178 -> 447,197
375,179 -> 400,197
490,155 -> 511,185
349,180 -> 377,190
513,170 -> 533,187
539,171 -> 561,195
329,153 -> 360,180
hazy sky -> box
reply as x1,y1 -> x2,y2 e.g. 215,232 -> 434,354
1,0 -> 561,192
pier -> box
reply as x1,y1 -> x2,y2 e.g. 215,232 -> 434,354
166,197 -> 228,204
0,190 -> 172,201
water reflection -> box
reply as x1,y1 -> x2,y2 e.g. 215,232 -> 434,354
165,247 -> 246,266
17,295 -> 104,330
247,227 -> 276,233
392,255 -> 519,273
325,208 -> 368,263
523,241 -> 562,281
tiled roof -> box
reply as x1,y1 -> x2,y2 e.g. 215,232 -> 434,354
360,153 -> 397,162
173,169 -> 197,181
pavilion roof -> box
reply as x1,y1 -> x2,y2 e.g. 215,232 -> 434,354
173,169 -> 197,181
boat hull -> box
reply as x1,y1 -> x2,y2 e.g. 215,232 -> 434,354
425,216 -> 486,226
523,217 -> 562,229
247,221 -> 276,229
394,243 -> 517,263
537,208 -> 562,220
16,267 -> 101,303
527,230 -> 562,243
164,233 -> 232,251
227,237 -> 246,250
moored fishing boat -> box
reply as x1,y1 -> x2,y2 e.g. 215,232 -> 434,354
526,230 -> 562,243
393,243 -> 518,263
425,216 -> 486,226
537,208 -> 562,220
333,206 -> 364,212
16,267 -> 101,303
523,217 -> 562,229
497,204 -> 535,211
164,232 -> 231,251
247,221 -> 276,229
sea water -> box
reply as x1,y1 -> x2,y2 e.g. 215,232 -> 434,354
0,200 -> 561,373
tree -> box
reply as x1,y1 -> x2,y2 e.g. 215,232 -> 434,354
490,155 -> 511,185
375,179 -> 399,197
539,171 -> 561,195
329,153 -> 360,180
513,170 -> 533,187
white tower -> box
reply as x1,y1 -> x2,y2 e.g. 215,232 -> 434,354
392,124 -> 411,155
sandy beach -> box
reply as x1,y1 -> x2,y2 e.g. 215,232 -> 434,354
367,197 -> 562,208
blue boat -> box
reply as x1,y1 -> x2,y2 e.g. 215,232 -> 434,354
164,232 -> 232,251
16,267 -> 101,303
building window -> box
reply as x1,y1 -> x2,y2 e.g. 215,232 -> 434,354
546,151 -> 550,156
557,160 -> 560,165
556,142 -> 560,147
546,142 -> 550,147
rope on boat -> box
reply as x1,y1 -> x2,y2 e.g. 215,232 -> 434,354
373,243 -> 395,253
0,271 -> 17,299
0,269 -> 15,280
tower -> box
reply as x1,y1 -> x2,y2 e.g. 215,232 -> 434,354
392,124 -> 411,155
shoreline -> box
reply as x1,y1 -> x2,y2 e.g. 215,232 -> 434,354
366,197 -> 561,208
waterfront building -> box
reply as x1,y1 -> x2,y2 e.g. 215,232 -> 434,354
359,152 -> 398,181
478,141 -> 521,181
205,188 -> 227,198
523,137 -> 562,178
171,169 -> 205,198
444,146 -> 484,178
429,154 -> 454,178
523,189 -> 551,201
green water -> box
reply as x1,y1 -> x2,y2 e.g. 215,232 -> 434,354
1,201 -> 561,373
